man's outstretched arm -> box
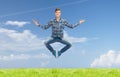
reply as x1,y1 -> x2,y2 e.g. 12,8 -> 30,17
32,19 -> 52,30
65,19 -> 85,29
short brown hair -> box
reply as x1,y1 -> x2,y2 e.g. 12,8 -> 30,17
55,8 -> 61,12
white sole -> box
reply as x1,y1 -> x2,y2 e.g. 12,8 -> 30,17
56,50 -> 58,59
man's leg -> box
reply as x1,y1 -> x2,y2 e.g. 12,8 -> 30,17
44,38 -> 56,52
58,38 -> 72,53
44,38 -> 58,57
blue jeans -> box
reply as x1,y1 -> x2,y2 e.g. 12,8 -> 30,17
44,37 -> 71,53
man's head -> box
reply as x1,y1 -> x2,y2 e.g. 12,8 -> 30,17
55,8 -> 61,18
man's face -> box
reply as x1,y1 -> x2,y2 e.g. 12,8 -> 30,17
55,10 -> 61,18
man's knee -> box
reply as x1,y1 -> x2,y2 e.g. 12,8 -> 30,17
68,43 -> 72,48
44,41 -> 48,47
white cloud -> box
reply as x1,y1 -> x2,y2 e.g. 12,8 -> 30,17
0,53 -> 51,67
40,61 -> 50,67
64,31 -> 87,43
0,53 -> 51,61
5,21 -> 30,27
0,28 -> 45,52
91,50 -> 120,67
33,53 -> 51,59
0,54 -> 30,61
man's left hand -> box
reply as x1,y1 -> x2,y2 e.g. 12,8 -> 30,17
80,19 -> 85,24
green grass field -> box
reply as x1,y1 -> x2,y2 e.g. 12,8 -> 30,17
0,68 -> 120,77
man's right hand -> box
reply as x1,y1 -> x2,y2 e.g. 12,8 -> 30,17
32,19 -> 40,27
79,19 -> 85,24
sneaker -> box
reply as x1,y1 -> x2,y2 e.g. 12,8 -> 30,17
56,50 -> 61,59
58,51 -> 62,57
52,50 -> 56,58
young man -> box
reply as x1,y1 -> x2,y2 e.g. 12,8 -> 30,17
33,8 -> 85,58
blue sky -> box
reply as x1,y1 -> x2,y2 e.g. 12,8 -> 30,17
0,0 -> 120,68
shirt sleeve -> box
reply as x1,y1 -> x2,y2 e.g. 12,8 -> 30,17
40,21 -> 52,30
64,20 -> 81,29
